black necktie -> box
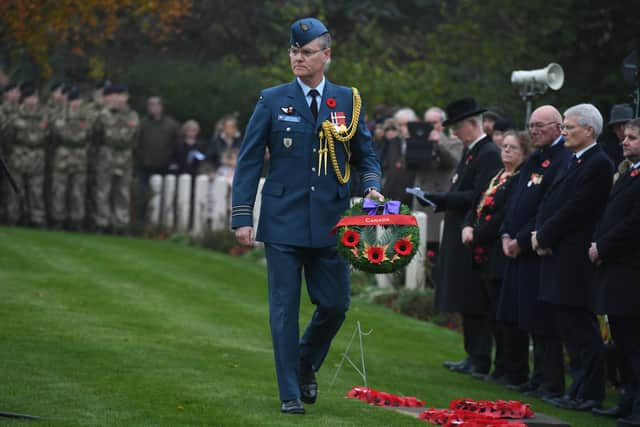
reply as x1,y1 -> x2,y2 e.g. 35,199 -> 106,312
308,89 -> 319,120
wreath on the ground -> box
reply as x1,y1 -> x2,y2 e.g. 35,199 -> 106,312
333,199 -> 420,274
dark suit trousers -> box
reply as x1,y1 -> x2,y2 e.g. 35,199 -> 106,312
462,313 -> 492,372
609,316 -> 640,416
556,306 -> 605,401
264,243 -> 350,401
532,333 -> 565,395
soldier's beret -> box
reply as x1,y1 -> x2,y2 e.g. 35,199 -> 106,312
67,86 -> 80,101
19,82 -> 37,99
290,17 -> 329,48
103,83 -> 128,95
50,81 -> 66,92
2,82 -> 18,94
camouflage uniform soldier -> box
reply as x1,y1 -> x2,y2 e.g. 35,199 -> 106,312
5,83 -> 49,226
0,83 -> 21,222
50,87 -> 95,230
85,79 -> 109,230
44,82 -> 68,225
93,83 -> 139,233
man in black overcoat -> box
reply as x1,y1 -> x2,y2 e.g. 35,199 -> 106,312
590,118 -> 640,426
498,106 -> 570,395
415,98 -> 502,375
533,103 -> 614,411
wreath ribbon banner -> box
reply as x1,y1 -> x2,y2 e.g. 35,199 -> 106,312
332,214 -> 417,233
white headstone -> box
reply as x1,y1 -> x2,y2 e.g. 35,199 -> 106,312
148,174 -> 163,226
162,174 -> 176,229
405,211 -> 428,289
176,174 -> 192,231
191,175 -> 210,237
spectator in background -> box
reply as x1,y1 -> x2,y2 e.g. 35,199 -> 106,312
483,106 -> 507,138
491,117 -> 516,149
381,116 -> 415,205
206,114 -> 242,171
136,96 -> 180,221
603,103 -> 634,168
414,106 -> 463,242
462,130 -> 530,385
170,120 -> 206,176
394,107 -> 418,140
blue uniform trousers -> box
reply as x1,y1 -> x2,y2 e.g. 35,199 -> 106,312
264,243 -> 350,401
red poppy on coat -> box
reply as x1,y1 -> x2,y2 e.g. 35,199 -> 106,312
394,239 -> 413,256
366,246 -> 385,264
79,122 -> 86,129
427,249 -> 436,258
465,154 -> 474,164
326,98 -> 337,108
631,169 -> 639,177
341,230 -> 360,247
473,246 -> 485,254
484,214 -> 492,221
541,159 -> 551,168
482,196 -> 495,208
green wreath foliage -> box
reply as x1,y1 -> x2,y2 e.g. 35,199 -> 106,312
336,200 -> 420,274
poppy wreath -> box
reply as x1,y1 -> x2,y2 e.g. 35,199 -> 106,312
333,199 -> 420,274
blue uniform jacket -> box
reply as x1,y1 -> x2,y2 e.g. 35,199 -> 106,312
231,79 -> 381,247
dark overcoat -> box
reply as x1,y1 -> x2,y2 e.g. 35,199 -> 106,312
591,165 -> 640,316
535,144 -> 613,307
434,136 -> 502,313
497,140 -> 571,333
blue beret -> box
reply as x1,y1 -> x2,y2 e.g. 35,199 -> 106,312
290,17 -> 329,48
103,83 -> 127,95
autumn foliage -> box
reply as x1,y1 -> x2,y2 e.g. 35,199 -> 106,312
0,0 -> 191,76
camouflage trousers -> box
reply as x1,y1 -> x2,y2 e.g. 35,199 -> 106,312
51,146 -> 88,222
5,146 -> 46,225
94,146 -> 133,229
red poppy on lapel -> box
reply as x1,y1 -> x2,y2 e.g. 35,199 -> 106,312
541,159 -> 551,168
631,169 -> 639,177
465,154 -> 473,165
326,97 -> 337,108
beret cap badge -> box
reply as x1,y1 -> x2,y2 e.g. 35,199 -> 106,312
300,23 -> 309,31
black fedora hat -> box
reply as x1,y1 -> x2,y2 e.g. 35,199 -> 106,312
443,97 -> 486,126
608,103 -> 634,126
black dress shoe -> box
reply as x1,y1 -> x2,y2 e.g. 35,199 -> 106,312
299,360 -> 317,404
281,399 -> 305,414
443,359 -> 468,370
545,396 -> 601,411
506,381 -> 539,393
617,415 -> 640,427
523,385 -> 562,400
449,359 -> 472,374
593,404 -> 632,418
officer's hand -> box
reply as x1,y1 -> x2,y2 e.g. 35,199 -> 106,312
235,226 -> 254,247
506,239 -> 521,258
588,242 -> 599,264
366,189 -> 384,202
530,231 -> 539,251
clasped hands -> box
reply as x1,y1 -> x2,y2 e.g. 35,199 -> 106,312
530,231 -> 552,256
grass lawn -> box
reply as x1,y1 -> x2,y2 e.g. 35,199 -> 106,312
0,226 -> 617,426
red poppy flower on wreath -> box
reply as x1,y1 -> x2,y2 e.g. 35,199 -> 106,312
366,246 -> 386,264
326,97 -> 337,108
394,238 -> 413,256
541,159 -> 551,168
341,230 -> 360,247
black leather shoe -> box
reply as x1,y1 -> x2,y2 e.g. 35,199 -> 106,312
523,385 -> 562,400
593,404 -> 632,418
281,399 -> 305,414
545,396 -> 601,411
449,359 -> 472,374
573,399 -> 602,411
617,415 -> 640,426
299,360 -> 317,404
443,359 -> 468,370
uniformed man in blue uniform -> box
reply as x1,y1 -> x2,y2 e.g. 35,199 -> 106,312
231,17 -> 382,415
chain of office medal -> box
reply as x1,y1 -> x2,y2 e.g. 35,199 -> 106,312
318,87 -> 362,185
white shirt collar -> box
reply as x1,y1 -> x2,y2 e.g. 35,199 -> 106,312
297,77 -> 325,104
574,142 -> 597,158
550,135 -> 563,147
467,133 -> 487,151
632,161 -> 640,169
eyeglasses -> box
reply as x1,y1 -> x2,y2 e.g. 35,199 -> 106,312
501,144 -> 521,152
527,122 -> 559,130
288,47 -> 327,58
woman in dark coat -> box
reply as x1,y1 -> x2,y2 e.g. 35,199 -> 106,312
461,130 -> 530,384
